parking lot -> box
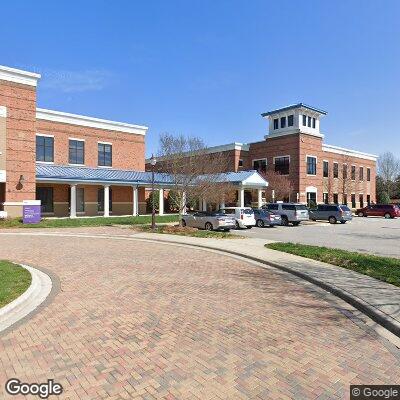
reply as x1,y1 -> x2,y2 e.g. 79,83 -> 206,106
233,217 -> 400,258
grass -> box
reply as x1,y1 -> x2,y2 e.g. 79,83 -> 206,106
0,215 -> 179,229
0,261 -> 32,308
266,242 -> 400,287
137,225 -> 243,239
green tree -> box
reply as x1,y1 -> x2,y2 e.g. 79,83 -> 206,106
146,190 -> 159,212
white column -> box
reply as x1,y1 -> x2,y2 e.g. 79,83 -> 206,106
239,188 -> 245,208
159,188 -> 164,215
219,200 -> 225,210
104,185 -> 110,217
202,198 -> 207,212
257,189 -> 263,208
132,186 -> 138,216
70,184 -> 77,218
182,192 -> 187,215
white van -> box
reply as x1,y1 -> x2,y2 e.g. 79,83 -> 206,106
219,207 -> 256,229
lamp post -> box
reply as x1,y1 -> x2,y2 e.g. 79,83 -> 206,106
150,154 -> 157,231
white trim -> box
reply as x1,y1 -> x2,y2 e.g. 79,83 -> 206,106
69,137 -> 85,142
36,133 -> 54,138
98,141 -> 112,145
36,161 -> 55,165
0,106 -> 6,118
251,158 -> 267,169
322,144 -> 377,161
2,202 -> 24,206
306,154 -> 318,162
306,155 -> 317,176
98,165 -> 112,169
265,129 -> 324,140
0,65 -> 41,87
272,155 -> 291,164
36,108 -> 148,135
305,186 -> 318,193
68,163 -> 85,167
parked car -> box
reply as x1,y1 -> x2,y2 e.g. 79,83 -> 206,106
356,204 -> 400,219
253,209 -> 282,227
219,207 -> 256,229
309,204 -> 353,224
181,211 -> 236,231
263,203 -> 309,226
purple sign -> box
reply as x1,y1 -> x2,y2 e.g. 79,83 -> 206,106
23,200 -> 41,224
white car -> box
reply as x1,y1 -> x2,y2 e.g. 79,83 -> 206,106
219,207 -> 256,229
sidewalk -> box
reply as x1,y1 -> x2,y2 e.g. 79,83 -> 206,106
131,231 -> 400,338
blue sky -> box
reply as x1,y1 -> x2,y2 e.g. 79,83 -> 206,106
1,0 -> 399,157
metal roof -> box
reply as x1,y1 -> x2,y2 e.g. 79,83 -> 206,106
261,103 -> 327,117
36,164 -> 268,187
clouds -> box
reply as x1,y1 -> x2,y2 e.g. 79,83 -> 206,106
40,68 -> 114,93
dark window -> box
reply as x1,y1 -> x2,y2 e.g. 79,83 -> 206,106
359,167 -> 364,181
323,193 -> 328,204
98,188 -> 113,212
267,204 -> 279,210
36,136 -> 54,162
69,140 -> 85,165
327,205 -> 338,211
351,165 -> 356,180
312,118 -> 316,128
340,205 -> 351,211
307,116 -> 311,127
302,115 -> 307,126
288,115 -> 294,127
367,194 -> 371,205
295,204 -> 307,211
351,194 -> 356,208
280,117 -> 286,128
342,194 -> 348,205
98,143 -> 112,167
253,159 -> 267,173
359,194 -> 364,208
238,159 -> 243,167
333,162 -> 339,178
333,193 -> 338,204
36,187 -> 53,213
274,156 -> 290,175
282,204 -> 295,210
273,119 -> 279,129
323,161 -> 329,177
367,168 -> 371,181
307,156 -> 317,175
343,164 -> 348,180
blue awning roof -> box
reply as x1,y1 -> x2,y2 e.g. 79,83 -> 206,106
36,164 -> 268,187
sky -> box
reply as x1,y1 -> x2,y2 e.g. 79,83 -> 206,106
1,0 -> 399,158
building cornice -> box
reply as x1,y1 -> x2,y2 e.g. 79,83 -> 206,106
322,144 -> 378,161
36,108 -> 148,135
264,130 -> 324,140
0,65 -> 41,87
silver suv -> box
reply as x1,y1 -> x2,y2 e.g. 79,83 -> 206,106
263,203 -> 309,226
309,204 -> 353,224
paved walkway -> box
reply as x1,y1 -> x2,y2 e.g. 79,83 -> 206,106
0,227 -> 399,399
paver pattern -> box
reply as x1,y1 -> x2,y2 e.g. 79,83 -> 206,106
0,227 -> 399,399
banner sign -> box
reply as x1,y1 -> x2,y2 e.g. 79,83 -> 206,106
23,200 -> 41,224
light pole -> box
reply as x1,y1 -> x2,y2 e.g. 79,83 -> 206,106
150,154 -> 157,231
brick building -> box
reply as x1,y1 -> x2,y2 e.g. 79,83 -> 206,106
152,104 -> 377,208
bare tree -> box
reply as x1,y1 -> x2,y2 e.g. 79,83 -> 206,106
263,171 -> 294,202
378,152 -> 400,200
157,133 -> 235,224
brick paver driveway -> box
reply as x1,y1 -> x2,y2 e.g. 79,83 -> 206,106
0,228 -> 399,399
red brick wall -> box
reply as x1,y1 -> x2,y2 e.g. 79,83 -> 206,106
0,80 -> 37,202
36,119 -> 145,171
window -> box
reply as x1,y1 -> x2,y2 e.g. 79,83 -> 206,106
282,204 -> 295,211
333,162 -> 338,178
367,168 -> 371,182
307,156 -> 317,175
266,204 -> 279,210
69,139 -> 85,165
351,165 -> 356,180
307,116 -> 311,127
288,115 -> 294,127
312,118 -> 316,128
367,194 -> 371,205
351,194 -> 356,208
98,188 -> 113,212
274,156 -> 290,175
359,166 -> 364,181
333,193 -> 338,204
359,194 -> 364,208
280,117 -> 286,129
36,136 -> 54,162
343,164 -> 348,180
98,143 -> 112,167
36,187 -> 53,213
323,192 -> 328,204
342,194 -> 348,205
238,159 -> 243,167
302,115 -> 307,126
273,119 -> 279,130
253,159 -> 267,174
323,161 -> 329,178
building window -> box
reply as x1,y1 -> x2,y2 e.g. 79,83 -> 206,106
36,187 -> 53,213
98,143 -> 112,167
323,192 -> 328,204
307,116 -> 311,127
274,156 -> 290,175
288,115 -> 294,127
343,164 -> 348,180
253,159 -> 267,174
333,162 -> 338,178
351,165 -> 356,180
359,194 -> 364,208
351,194 -> 356,208
69,140 -> 85,165
238,159 -> 243,167
333,193 -> 338,204
98,188 -> 112,212
302,115 -> 307,126
323,161 -> 329,178
273,118 -> 279,129
367,194 -> 371,205
342,194 -> 348,205
280,117 -> 286,129
359,166 -> 364,181
307,156 -> 317,175
367,168 -> 371,182
312,118 -> 316,128
36,136 -> 54,162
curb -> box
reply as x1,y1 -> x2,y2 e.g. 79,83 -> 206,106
0,264 -> 52,334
